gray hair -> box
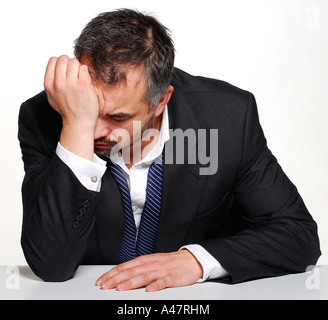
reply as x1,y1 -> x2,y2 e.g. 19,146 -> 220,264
74,9 -> 175,109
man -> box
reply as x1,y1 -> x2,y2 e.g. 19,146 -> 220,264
18,9 -> 320,292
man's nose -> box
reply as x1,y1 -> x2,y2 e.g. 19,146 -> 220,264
94,118 -> 112,140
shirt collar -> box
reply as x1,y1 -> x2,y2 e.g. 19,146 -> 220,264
142,104 -> 169,165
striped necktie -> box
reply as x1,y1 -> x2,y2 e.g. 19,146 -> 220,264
109,151 -> 164,264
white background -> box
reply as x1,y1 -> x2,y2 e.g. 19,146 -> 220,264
0,0 -> 327,266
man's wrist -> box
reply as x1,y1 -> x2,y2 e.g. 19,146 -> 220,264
56,142 -> 106,192
180,248 -> 203,280
60,123 -> 95,161
179,244 -> 229,282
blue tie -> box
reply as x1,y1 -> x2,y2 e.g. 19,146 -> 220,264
109,151 -> 164,264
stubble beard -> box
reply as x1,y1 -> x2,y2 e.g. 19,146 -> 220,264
94,115 -> 155,161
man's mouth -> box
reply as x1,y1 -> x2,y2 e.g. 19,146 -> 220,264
94,138 -> 118,150
94,143 -> 113,150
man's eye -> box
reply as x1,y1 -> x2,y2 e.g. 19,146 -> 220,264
106,114 -> 126,123
113,118 -> 124,123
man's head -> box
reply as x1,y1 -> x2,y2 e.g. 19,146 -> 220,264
74,9 -> 175,160
74,8 -> 175,110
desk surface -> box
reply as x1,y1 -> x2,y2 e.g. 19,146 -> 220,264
1,265 -> 327,300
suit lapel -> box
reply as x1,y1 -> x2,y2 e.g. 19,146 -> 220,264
155,155 -> 208,252
154,90 -> 208,252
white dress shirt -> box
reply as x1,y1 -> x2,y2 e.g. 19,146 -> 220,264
56,105 -> 228,281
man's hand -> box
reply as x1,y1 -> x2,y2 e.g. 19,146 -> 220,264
44,55 -> 99,161
95,250 -> 203,292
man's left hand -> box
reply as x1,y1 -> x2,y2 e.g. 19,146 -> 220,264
95,250 -> 203,292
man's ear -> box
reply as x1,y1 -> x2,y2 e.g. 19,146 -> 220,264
154,86 -> 174,117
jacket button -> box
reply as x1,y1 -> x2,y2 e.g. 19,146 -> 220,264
72,220 -> 80,229
76,213 -> 84,222
79,207 -> 87,214
83,200 -> 90,208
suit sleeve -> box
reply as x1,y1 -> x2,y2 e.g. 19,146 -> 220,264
199,92 -> 321,283
18,99 -> 102,282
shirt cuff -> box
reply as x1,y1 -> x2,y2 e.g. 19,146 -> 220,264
56,142 -> 107,192
180,244 -> 229,282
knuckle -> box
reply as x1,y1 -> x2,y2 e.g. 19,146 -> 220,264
116,263 -> 126,272
68,58 -> 81,70
159,277 -> 168,287
48,56 -> 58,66
136,255 -> 148,264
118,277 -> 137,290
167,271 -> 177,281
79,64 -> 88,71
58,54 -> 69,61
142,272 -> 151,283
152,278 -> 167,291
70,57 -> 80,64
125,268 -> 135,278
138,253 -> 159,264
53,80 -> 65,92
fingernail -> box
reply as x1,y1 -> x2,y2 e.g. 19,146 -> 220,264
116,283 -> 126,291
95,279 -> 102,286
146,285 -> 154,292
100,280 -> 109,290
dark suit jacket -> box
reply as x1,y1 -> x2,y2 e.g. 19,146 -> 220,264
18,68 -> 321,283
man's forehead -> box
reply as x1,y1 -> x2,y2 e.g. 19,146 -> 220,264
79,56 -> 149,115
80,55 -> 146,87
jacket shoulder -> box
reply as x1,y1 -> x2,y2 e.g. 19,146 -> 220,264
20,91 -> 51,117
18,91 -> 61,155
170,68 -> 256,130
19,90 -> 61,125
171,67 -> 250,99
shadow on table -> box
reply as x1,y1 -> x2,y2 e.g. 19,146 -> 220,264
19,266 -> 42,282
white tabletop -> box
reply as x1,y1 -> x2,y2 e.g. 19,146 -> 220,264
0,265 -> 326,300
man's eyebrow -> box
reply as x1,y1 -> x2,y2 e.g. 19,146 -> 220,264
108,112 -> 132,118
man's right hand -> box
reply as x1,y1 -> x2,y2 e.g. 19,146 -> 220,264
44,55 -> 99,161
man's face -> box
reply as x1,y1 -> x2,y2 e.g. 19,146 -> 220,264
90,65 -> 159,160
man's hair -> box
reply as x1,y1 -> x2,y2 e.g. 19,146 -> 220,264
74,8 -> 175,109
